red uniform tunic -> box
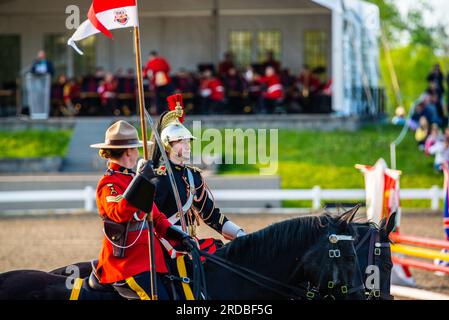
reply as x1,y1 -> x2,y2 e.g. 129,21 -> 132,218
95,162 -> 172,284
143,57 -> 171,87
97,80 -> 117,106
259,75 -> 284,100
200,78 -> 225,101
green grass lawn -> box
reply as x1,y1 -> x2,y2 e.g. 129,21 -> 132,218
0,130 -> 73,158
217,124 -> 442,208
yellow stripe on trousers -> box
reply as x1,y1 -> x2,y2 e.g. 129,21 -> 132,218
126,277 -> 151,300
69,278 -> 84,300
177,256 -> 195,300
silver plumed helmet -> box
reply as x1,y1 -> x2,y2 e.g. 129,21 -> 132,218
160,94 -> 197,151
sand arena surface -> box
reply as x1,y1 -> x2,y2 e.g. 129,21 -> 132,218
0,212 -> 448,295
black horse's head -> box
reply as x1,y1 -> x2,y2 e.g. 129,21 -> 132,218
292,211 -> 365,300
351,210 -> 396,300
214,211 -> 365,300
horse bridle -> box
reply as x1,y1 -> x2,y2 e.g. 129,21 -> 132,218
300,232 -> 365,300
354,226 -> 394,300
197,229 -> 365,300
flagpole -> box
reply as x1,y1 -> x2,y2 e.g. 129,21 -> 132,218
133,22 -> 158,300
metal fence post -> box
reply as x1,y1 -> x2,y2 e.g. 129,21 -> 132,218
312,186 -> 321,209
430,186 -> 440,210
84,186 -> 95,212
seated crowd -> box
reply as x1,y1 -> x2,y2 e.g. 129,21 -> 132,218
399,64 -> 449,172
49,51 -> 332,117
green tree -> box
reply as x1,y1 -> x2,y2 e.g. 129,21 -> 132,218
366,0 -> 443,113
364,0 -> 406,43
407,2 -> 435,49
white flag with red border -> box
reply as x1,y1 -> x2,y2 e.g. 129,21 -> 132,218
68,0 -> 138,55
356,158 -> 401,225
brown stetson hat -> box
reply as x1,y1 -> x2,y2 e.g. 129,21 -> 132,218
90,120 -> 151,149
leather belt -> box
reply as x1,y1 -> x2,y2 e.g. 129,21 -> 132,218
128,220 -> 148,232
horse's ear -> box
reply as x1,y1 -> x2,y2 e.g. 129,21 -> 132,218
379,217 -> 387,230
339,204 -> 361,223
383,212 -> 397,236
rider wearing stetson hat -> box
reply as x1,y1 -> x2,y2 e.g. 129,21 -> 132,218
91,120 -> 196,300
150,94 -> 246,241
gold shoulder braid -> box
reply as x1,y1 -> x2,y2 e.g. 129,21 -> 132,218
185,165 -> 202,173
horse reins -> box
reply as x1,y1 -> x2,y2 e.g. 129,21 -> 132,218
197,232 -> 363,300
354,226 -> 393,300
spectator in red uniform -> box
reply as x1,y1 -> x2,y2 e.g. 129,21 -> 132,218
117,68 -> 136,116
257,66 -> 284,114
51,74 -> 67,116
262,50 -> 281,74
298,64 -> 321,98
243,65 -> 262,114
143,51 -> 174,115
98,72 -> 118,116
218,52 -> 235,79
223,67 -> 245,114
199,69 -> 226,114
298,64 -> 321,113
63,78 -> 81,116
172,69 -> 198,114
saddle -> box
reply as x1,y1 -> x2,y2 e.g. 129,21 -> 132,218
87,260 -> 114,292
71,238 -> 224,300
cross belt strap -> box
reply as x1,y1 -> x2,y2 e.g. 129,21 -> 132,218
168,168 -> 195,225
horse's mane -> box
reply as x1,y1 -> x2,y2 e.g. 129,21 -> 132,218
216,214 -> 332,264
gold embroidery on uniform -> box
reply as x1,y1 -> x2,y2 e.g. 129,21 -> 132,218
107,184 -> 118,196
201,200 -> 215,222
106,194 -> 124,203
186,165 -> 202,173
219,213 -> 225,225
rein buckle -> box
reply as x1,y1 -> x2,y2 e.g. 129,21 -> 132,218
306,291 -> 315,299
182,277 -> 191,284
329,249 -> 341,258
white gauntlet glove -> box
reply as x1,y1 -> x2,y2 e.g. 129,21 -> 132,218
222,221 -> 246,240
136,159 -> 147,172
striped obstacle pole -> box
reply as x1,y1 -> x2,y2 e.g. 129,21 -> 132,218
390,233 -> 449,250
391,240 -> 449,274
392,256 -> 449,274
391,244 -> 449,261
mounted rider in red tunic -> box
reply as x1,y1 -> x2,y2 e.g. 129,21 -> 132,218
90,120 -> 196,300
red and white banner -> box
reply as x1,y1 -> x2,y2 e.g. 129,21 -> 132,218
356,158 -> 401,225
68,0 -> 138,54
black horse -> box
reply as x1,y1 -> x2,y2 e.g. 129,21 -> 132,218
0,210 -> 388,300
50,208 -> 397,300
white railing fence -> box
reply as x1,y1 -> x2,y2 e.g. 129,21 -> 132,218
0,186 -> 443,211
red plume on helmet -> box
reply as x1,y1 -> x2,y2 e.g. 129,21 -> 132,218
167,93 -> 185,123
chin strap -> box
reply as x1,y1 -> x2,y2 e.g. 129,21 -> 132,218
222,221 -> 246,240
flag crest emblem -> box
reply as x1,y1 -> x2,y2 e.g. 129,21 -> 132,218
114,9 -> 129,25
